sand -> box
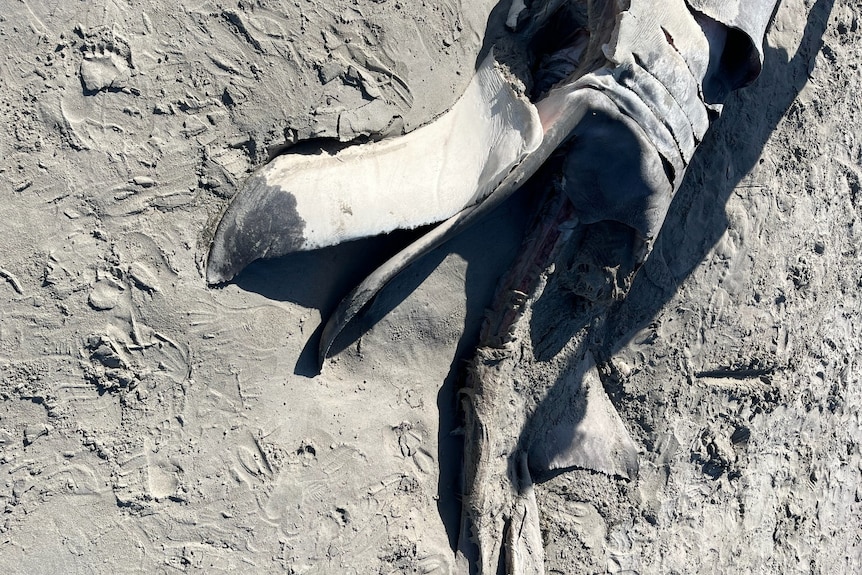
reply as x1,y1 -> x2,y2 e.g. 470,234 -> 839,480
0,0 -> 859,573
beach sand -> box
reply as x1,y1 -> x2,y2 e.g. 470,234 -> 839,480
0,1 -> 858,572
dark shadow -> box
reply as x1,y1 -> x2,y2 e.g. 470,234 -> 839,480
605,0 -> 835,354
515,0 -> 834,481
230,225 -> 429,376
337,180 -> 540,549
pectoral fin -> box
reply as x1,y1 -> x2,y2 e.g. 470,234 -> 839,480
206,52 -> 542,285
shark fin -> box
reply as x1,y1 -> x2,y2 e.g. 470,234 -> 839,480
206,51 -> 541,285
528,352 -> 639,480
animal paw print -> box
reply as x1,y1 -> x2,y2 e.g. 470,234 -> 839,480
76,25 -> 134,94
392,421 -> 435,475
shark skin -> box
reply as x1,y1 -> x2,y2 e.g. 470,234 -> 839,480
204,2 -> 779,571
205,0 -> 779,364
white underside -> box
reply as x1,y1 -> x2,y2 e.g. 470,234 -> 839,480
259,52 -> 543,251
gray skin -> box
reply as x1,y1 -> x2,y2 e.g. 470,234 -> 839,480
206,174 -> 307,287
